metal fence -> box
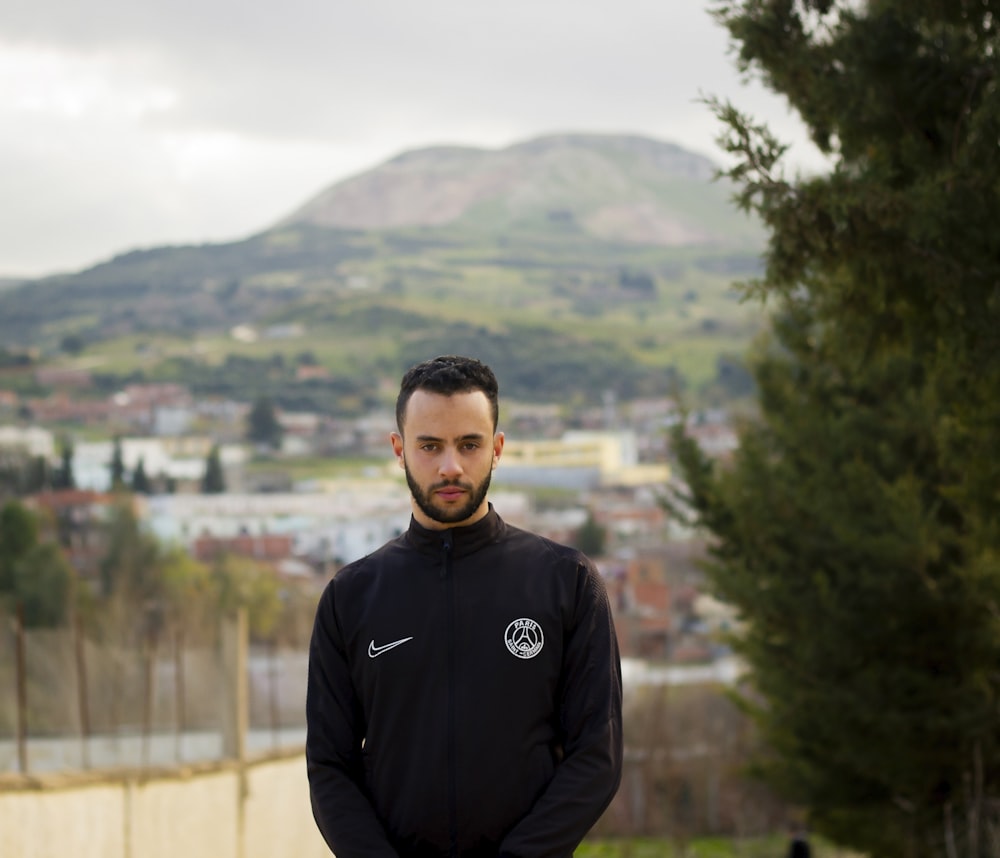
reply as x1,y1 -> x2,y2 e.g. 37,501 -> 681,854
1,599 -> 797,838
0,602 -> 307,775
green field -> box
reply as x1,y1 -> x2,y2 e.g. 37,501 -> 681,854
0,137 -> 771,413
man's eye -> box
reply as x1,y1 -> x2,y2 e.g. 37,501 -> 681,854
421,444 -> 439,452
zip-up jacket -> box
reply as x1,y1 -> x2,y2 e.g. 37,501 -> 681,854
306,506 -> 623,858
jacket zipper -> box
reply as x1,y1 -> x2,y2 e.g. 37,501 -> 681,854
442,531 -> 458,858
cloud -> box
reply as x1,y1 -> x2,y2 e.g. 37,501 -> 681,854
0,1 -> 828,276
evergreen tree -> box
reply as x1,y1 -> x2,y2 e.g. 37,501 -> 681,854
0,500 -> 74,626
201,444 -> 226,494
672,2 -> 1000,856
131,457 -> 152,495
246,396 -> 283,450
54,437 -> 75,490
109,435 -> 126,491
574,512 -> 607,558
25,455 -> 49,493
12,541 -> 74,627
0,500 -> 37,594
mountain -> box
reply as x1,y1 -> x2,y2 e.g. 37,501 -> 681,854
282,133 -> 757,246
0,133 -> 765,412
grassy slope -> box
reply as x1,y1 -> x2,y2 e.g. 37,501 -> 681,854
4,135 -> 769,409
71,240 -> 763,396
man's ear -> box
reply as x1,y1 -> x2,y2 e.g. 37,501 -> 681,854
390,432 -> 405,468
492,431 -> 505,469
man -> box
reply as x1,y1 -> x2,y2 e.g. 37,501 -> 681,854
306,355 -> 623,858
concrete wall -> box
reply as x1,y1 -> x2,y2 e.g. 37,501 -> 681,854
0,751 -> 331,858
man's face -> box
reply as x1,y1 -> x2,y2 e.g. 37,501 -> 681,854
391,389 -> 504,530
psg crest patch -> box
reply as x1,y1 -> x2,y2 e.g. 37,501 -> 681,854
504,618 -> 544,659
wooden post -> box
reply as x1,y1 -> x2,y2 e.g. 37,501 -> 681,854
141,600 -> 162,769
73,611 -> 91,769
269,637 -> 280,748
174,628 -> 185,763
14,602 -> 27,774
220,608 -> 248,765
220,608 -> 249,858
141,635 -> 155,769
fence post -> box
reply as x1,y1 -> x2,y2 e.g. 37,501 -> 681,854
269,637 -> 280,748
73,611 -> 91,769
14,601 -> 27,774
141,633 -> 155,769
220,608 -> 248,766
220,608 -> 249,858
174,628 -> 185,763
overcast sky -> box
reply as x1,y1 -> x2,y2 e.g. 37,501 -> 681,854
1,1 -> 829,279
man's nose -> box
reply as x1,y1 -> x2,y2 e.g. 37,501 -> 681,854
438,448 -> 463,477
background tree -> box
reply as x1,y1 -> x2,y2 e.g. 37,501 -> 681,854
26,455 -> 50,493
0,449 -> 53,499
160,548 -> 215,644
0,500 -> 74,626
131,456 -> 152,494
672,2 -> 1000,856
98,498 -> 162,604
53,436 -> 75,490
246,396 -> 283,450
109,435 -> 126,491
574,512 -> 607,557
0,500 -> 38,594
11,540 -> 75,626
201,444 -> 226,494
210,554 -> 283,641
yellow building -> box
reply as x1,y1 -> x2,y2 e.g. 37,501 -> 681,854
498,431 -> 670,489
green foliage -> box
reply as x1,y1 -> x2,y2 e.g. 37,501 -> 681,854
0,450 -> 51,499
574,513 -> 608,557
0,136 -> 772,413
53,437 -> 75,490
246,396 -> 283,449
159,548 -> 216,643
672,2 -> 1000,856
98,499 -> 162,602
0,501 -> 74,627
209,554 -> 283,640
131,456 -> 151,494
201,445 -> 226,493
0,500 -> 38,591
10,542 -> 74,627
109,435 -> 126,491
60,334 -> 85,355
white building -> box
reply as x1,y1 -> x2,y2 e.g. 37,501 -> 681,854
0,425 -> 55,458
72,437 -> 247,491
144,483 -> 534,567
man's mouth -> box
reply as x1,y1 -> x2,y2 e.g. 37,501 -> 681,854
435,486 -> 466,501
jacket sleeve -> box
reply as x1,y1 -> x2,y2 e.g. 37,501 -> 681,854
498,561 -> 624,858
306,580 -> 399,858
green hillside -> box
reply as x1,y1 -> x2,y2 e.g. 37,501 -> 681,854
0,134 -> 767,413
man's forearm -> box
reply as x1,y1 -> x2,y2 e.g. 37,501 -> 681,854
308,758 -> 400,858
496,724 -> 622,858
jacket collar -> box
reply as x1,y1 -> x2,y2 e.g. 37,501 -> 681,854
405,504 -> 505,558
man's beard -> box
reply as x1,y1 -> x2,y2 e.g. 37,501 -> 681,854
404,464 -> 492,526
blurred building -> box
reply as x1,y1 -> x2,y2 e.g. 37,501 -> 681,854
497,430 -> 670,490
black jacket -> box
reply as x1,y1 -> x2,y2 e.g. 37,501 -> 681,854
306,506 -> 623,858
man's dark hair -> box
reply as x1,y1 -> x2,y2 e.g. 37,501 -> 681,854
395,355 -> 500,433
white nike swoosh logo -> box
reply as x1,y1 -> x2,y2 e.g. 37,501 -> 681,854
368,637 -> 414,658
